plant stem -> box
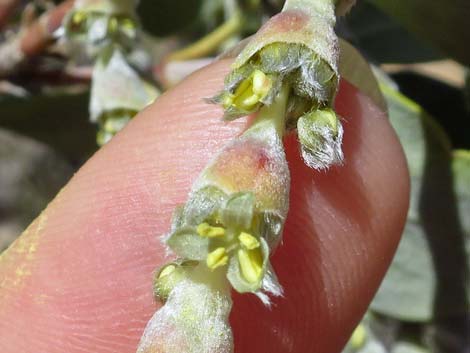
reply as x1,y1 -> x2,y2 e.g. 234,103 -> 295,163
167,12 -> 243,62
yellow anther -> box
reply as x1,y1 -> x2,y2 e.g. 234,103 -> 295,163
108,16 -> 119,34
207,247 -> 229,270
72,11 -> 86,26
241,93 -> 260,108
237,248 -> 263,283
158,264 -> 176,279
119,17 -> 136,31
197,222 -> 226,238
229,70 -> 272,111
238,232 -> 260,250
222,94 -> 234,109
350,324 -> 367,349
252,70 -> 272,97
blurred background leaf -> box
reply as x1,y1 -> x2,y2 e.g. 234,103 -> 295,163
137,0 -> 204,36
371,83 -> 470,321
0,128 -> 74,251
365,0 -> 470,66
0,92 -> 97,163
342,71 -> 469,352
338,2 -> 442,64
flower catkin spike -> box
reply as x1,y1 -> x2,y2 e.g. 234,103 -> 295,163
138,1 -> 352,351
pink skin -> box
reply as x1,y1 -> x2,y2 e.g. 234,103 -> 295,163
0,59 -> 409,353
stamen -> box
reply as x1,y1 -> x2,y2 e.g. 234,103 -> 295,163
207,247 -> 229,270
223,69 -> 272,112
197,222 -> 226,238
238,232 -> 260,250
158,264 -> 176,279
252,70 -> 271,97
237,248 -> 263,283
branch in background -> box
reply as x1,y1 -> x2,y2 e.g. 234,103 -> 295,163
0,0 -> 75,78
0,0 -> 20,29
166,12 -> 243,62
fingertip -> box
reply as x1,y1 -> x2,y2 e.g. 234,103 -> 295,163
230,80 -> 409,353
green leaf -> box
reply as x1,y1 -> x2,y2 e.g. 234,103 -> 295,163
453,150 -> 470,265
166,227 -> 209,260
370,82 -> 470,321
0,92 -> 97,161
343,2 -> 442,63
137,0 -> 203,36
366,0 -> 470,65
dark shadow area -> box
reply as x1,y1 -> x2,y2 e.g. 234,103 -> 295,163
338,2 -> 442,64
419,115 -> 469,353
393,72 -> 470,150
0,91 -> 96,164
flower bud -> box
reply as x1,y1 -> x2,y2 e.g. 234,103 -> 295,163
153,260 -> 198,303
297,108 -> 344,169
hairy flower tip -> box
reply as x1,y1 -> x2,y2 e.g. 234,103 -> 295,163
137,270 -> 233,353
212,0 -> 339,119
297,108 -> 344,170
163,125 -> 288,302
